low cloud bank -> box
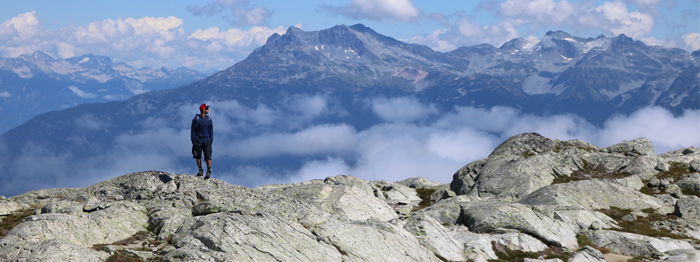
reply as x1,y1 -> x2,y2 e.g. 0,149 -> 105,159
2,96 -> 699,197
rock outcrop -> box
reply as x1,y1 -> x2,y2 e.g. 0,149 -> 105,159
1,133 -> 699,261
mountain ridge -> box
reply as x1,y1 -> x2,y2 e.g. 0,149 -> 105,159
0,23 -> 698,197
0,51 -> 206,133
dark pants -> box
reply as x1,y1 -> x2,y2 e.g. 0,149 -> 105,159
192,142 -> 212,161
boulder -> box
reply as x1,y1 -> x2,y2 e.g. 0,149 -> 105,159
413,195 -> 479,226
519,179 -> 665,210
664,249 -> 700,262
397,177 -> 443,188
582,230 -> 694,257
603,137 -> 655,156
451,158 -> 487,195
310,219 -> 442,262
691,160 -> 700,172
0,213 -> 109,247
618,156 -> 661,180
674,197 -> 700,226
169,211 -> 344,262
449,229 -> 548,261
191,201 -> 226,216
463,133 -> 591,201
660,147 -> 700,165
40,200 -> 83,214
0,239 -> 108,262
677,173 -> 700,195
10,188 -> 78,203
372,180 -> 422,203
259,176 -> 398,222
430,185 -> 457,201
0,200 -> 22,216
570,246 -> 605,262
612,175 -> 645,190
85,201 -> 149,243
459,200 -> 579,249
146,204 -> 192,241
404,214 -> 466,262
549,208 -> 617,231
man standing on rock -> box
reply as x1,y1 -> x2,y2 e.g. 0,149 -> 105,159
191,103 -> 213,179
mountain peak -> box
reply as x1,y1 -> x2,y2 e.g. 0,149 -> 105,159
66,53 -> 113,69
18,51 -> 55,62
544,30 -> 574,40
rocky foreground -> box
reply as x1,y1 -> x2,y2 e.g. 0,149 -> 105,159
1,133 -> 699,262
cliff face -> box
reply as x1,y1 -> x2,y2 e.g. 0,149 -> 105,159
1,133 -> 699,261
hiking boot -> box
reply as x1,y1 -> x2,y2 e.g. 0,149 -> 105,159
196,168 -> 203,176
205,169 -> 211,180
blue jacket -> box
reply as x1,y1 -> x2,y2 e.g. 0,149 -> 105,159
191,114 -> 213,144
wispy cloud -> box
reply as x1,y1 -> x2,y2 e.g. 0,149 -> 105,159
0,91 -> 10,98
187,0 -> 273,26
2,95 -> 698,197
319,0 -> 421,22
68,86 -> 96,98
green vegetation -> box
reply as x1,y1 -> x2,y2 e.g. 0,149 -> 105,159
656,162 -> 692,181
552,160 -> 633,184
413,187 -> 438,212
416,187 -> 437,201
596,207 -> 684,240
487,242 -> 572,262
576,233 -> 610,254
522,151 -> 537,159
0,208 -> 37,238
641,162 -> 697,197
105,252 -> 156,262
92,231 -> 163,262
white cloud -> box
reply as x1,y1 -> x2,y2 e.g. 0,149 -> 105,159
408,0 -> 664,52
683,33 -> 700,51
68,86 -> 97,98
0,11 -> 284,72
76,114 -> 110,130
3,95 -> 700,196
0,91 -> 10,98
188,25 -> 285,48
230,124 -> 358,158
320,0 -> 420,22
587,1 -> 655,39
1,11 -> 40,38
370,96 -> 437,122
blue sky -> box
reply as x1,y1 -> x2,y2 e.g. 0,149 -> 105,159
1,0 -> 699,72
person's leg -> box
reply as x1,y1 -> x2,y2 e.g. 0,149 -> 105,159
203,142 -> 212,179
193,143 -> 203,176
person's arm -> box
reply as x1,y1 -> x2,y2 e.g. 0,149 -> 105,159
209,118 -> 213,143
191,118 -> 197,144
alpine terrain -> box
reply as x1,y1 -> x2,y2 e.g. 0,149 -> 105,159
1,133 -> 699,261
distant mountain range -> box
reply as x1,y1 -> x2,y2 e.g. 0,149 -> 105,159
0,24 -> 697,196
0,52 -> 205,133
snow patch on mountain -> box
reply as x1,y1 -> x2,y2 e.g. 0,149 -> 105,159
583,38 -> 611,53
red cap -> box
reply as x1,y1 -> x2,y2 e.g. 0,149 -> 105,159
199,104 -> 210,111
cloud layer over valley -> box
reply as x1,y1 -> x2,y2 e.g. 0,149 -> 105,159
2,95 -> 698,197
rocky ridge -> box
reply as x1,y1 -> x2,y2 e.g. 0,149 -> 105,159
1,133 -> 699,261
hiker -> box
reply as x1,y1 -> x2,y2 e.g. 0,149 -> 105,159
191,103 -> 213,179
